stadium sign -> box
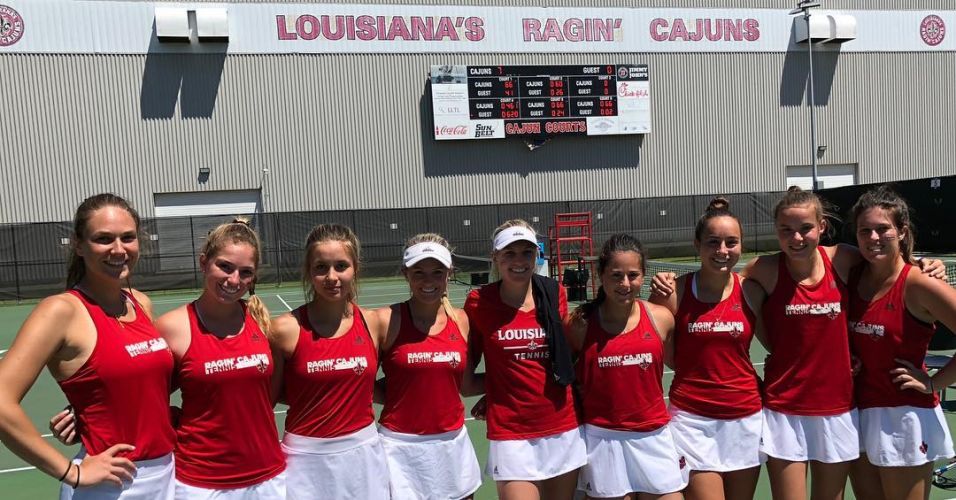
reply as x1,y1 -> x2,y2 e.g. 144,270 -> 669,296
0,2 -> 953,54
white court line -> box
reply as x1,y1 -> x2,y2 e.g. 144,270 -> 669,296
276,295 -> 293,312
0,466 -> 36,474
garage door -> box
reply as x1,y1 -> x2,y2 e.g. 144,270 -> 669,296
153,190 -> 261,217
153,190 -> 262,271
785,164 -> 857,190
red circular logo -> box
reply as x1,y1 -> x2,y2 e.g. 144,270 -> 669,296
920,15 -> 945,46
0,4 -> 24,47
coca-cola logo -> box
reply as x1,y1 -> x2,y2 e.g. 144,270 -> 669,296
435,125 -> 468,136
920,15 -> 945,46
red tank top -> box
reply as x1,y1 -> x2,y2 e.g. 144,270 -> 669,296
670,273 -> 761,419
58,290 -> 175,461
379,303 -> 467,435
577,301 -> 670,432
174,303 -> 285,489
762,247 -> 854,416
464,283 -> 579,440
283,304 -> 377,438
849,264 -> 937,409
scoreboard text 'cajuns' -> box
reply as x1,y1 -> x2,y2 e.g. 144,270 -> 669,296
431,64 -> 651,141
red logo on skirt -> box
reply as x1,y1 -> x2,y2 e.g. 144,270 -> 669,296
679,456 -> 687,469
920,442 -> 928,454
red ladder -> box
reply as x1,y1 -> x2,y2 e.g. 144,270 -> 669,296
547,212 -> 597,299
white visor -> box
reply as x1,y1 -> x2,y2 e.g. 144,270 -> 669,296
403,242 -> 453,268
493,226 -> 538,251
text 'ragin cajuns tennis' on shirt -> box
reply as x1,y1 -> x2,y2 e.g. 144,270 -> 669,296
406,351 -> 462,367
306,356 -> 369,374
685,321 -> 745,336
597,352 -> 654,370
849,321 -> 886,340
497,327 -> 549,360
125,338 -> 170,357
204,353 -> 270,375
784,301 -> 841,318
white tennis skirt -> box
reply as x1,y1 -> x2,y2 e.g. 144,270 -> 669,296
859,405 -> 955,467
379,425 -> 482,500
282,422 -> 390,500
578,424 -> 689,498
668,406 -> 764,472
486,426 -> 587,482
60,450 -> 175,500
173,471 -> 285,500
760,408 -> 859,463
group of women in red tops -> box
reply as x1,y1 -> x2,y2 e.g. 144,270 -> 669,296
0,184 -> 954,500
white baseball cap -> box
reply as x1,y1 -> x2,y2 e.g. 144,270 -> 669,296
403,242 -> 453,268
493,226 -> 537,251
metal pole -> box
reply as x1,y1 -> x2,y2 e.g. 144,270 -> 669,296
804,8 -> 819,192
189,216 -> 199,289
11,225 -> 21,302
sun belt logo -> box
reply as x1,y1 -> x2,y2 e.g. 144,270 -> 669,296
850,321 -> 885,341
920,15 -> 945,46
0,5 -> 24,47
474,123 -> 495,138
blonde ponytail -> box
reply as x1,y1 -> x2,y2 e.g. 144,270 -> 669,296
441,294 -> 462,332
246,288 -> 272,339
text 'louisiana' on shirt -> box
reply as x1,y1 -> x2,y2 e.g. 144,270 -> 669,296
496,327 -> 546,341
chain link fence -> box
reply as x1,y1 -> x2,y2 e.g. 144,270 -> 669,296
1,175 -> 952,302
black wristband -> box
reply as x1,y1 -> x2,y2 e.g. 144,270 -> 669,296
57,462 -> 72,482
73,463 -> 80,489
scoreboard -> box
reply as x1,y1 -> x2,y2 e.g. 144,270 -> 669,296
431,64 -> 650,141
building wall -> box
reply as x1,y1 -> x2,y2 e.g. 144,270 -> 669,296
108,0 -> 956,8
0,1 -> 954,222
